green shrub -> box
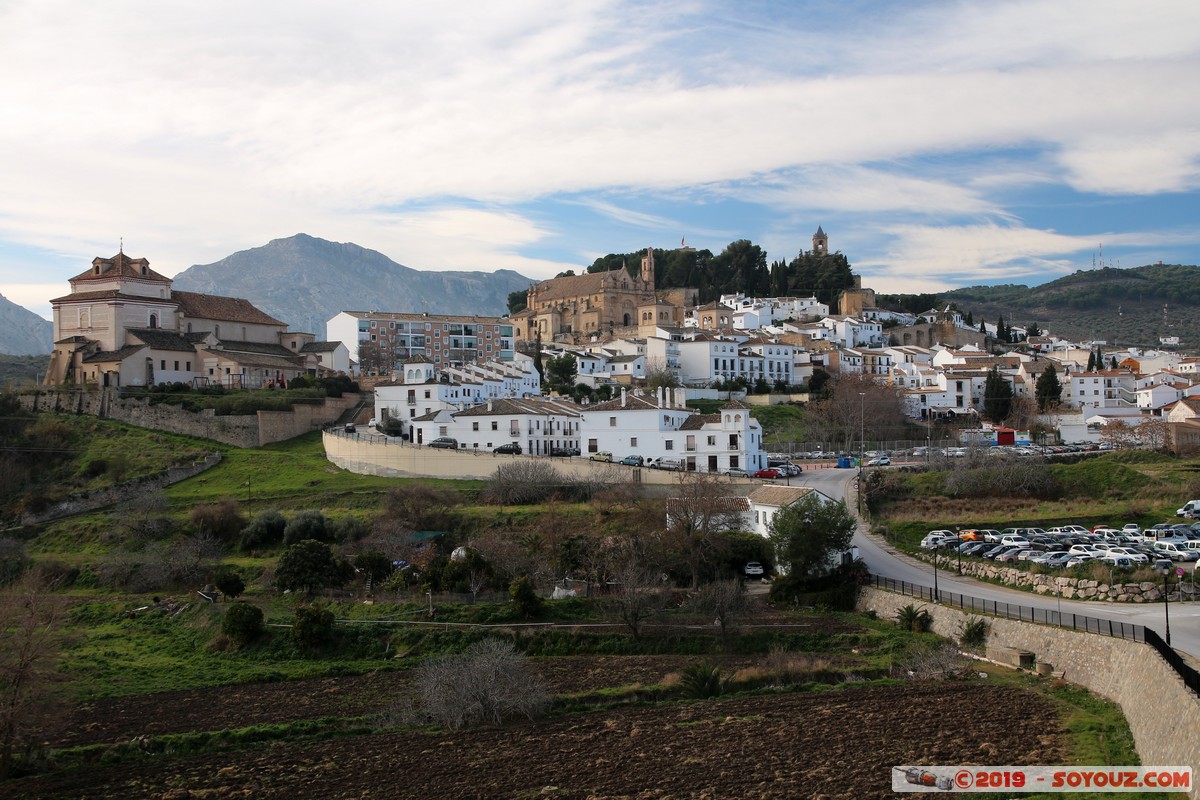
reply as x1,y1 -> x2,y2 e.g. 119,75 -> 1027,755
221,601 -> 264,646
292,603 -> 335,652
958,616 -> 989,648
238,510 -> 287,551
509,575 -> 543,619
214,570 -> 245,600
283,510 -> 331,545
678,659 -> 730,698
896,603 -> 933,632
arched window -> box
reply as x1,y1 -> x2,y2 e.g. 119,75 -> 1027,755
148,314 -> 158,328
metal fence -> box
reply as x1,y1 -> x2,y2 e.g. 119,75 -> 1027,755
870,574 -> 1200,697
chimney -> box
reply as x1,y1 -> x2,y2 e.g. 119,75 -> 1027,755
621,388 -> 627,408
657,386 -> 663,408
487,399 -> 493,412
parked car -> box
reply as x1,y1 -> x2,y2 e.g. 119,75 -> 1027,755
1152,541 -> 1200,561
744,561 -> 765,577
589,451 -> 613,462
1102,546 -> 1148,564
995,547 -> 1029,563
550,447 -> 580,457
618,455 -> 643,466
493,442 -> 522,455
865,455 -> 891,466
1100,555 -> 1134,570
754,468 -> 782,479
920,530 -> 955,550
427,437 -> 458,449
724,467 -> 751,478
344,423 -> 357,433
653,458 -> 684,471
1065,554 -> 1096,567
1035,552 -> 1071,568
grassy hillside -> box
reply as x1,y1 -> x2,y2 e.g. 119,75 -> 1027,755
943,263 -> 1200,348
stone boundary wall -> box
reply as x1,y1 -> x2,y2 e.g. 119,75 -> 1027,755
21,453 -> 223,525
16,389 -> 358,447
860,587 -> 1200,797
919,555 -> 1188,602
322,430 -> 749,488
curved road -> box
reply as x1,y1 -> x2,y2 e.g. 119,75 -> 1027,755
794,466 -> 1200,664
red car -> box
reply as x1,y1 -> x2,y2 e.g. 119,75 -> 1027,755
753,468 -> 782,479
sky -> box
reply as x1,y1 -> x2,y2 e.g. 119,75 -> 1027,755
2,0 -> 1199,321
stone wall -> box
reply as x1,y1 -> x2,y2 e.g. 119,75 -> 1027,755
860,587 -> 1200,798
17,389 -> 358,447
21,453 -> 223,525
920,556 -> 1185,602
322,429 -> 743,488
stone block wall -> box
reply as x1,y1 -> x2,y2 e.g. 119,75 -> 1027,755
16,389 -> 357,448
860,587 -> 1200,798
923,556 -> 1181,602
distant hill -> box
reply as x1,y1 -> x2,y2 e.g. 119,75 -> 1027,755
171,234 -> 535,336
0,293 -> 52,355
941,264 -> 1200,348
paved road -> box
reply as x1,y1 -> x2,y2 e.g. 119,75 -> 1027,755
792,467 -> 1200,664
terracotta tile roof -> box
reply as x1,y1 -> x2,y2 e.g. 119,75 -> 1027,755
453,398 -> 581,417
679,413 -> 718,430
51,289 -> 153,304
128,328 -> 197,352
584,394 -> 665,412
747,485 -> 818,507
300,341 -> 342,353
217,339 -> 296,358
172,290 -> 285,326
69,252 -> 171,284
82,344 -> 146,363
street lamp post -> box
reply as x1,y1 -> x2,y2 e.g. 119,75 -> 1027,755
1158,562 -> 1173,646
858,392 -> 866,474
955,527 -> 962,575
932,550 -> 940,603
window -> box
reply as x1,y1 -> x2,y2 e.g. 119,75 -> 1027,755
630,437 -> 637,448
707,435 -> 716,446
491,421 -> 498,430
665,440 -> 674,451
609,416 -> 617,427
588,438 -> 598,453
173,361 -> 179,370
186,361 -> 191,371
160,360 -> 166,370
472,422 -> 479,431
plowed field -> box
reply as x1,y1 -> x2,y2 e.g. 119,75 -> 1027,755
15,681 -> 1063,799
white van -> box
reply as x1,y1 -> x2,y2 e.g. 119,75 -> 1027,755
653,458 -> 684,472
1153,541 -> 1200,561
1176,499 -> 1200,518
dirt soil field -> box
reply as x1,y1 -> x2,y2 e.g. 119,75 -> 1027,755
55,655 -> 763,747
17,682 -> 1064,800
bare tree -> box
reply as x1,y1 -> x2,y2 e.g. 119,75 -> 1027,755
0,574 -> 67,778
663,472 -> 745,589
806,374 -> 907,451
483,461 -> 564,506
412,639 -> 548,729
691,579 -> 748,643
604,557 -> 669,641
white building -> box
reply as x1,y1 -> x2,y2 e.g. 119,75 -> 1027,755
579,389 -> 766,473
410,396 -> 581,454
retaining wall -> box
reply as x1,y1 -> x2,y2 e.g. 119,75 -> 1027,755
17,389 -> 358,447
322,430 -> 744,487
860,587 -> 1200,797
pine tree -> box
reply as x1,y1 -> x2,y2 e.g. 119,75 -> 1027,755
1086,351 -> 1096,371
982,366 -> 1013,422
1035,364 -> 1062,411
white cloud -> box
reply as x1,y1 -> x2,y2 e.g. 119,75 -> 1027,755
0,0 -> 1198,314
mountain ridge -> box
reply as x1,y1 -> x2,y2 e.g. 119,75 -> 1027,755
0,293 -> 53,355
169,234 -> 535,336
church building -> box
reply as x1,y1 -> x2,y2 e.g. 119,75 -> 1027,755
46,250 -> 346,388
